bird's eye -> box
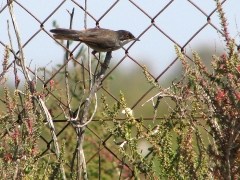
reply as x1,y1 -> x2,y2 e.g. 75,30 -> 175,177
126,34 -> 130,39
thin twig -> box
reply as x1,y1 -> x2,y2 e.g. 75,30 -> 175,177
77,1 -> 90,179
16,89 -> 66,179
37,97 -> 66,179
81,52 -> 112,124
65,8 -> 75,111
77,52 -> 112,180
85,0 -> 93,90
7,19 -> 20,89
7,0 -> 31,82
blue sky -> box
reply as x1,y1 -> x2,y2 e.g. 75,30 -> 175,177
0,0 -> 240,82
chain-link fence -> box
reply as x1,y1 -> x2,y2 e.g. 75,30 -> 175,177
0,0 -> 240,179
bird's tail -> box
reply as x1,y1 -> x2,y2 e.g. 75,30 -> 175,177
50,28 -> 82,41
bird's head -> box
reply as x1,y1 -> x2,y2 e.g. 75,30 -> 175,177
116,30 -> 139,45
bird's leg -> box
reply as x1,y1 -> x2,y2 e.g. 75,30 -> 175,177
91,50 -> 99,61
91,50 -> 109,69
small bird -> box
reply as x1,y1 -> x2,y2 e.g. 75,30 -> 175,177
50,28 -> 139,54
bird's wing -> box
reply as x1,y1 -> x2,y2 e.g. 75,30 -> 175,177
79,29 -> 117,49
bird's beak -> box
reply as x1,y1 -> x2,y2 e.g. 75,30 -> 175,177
133,38 -> 140,41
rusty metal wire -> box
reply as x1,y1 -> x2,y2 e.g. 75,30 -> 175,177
1,0 -> 240,178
